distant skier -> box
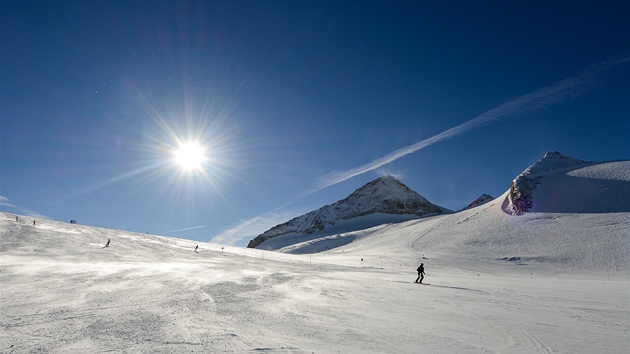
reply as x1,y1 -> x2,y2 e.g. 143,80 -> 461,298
104,239 -> 110,248
194,245 -> 199,253
15,216 -> 18,222
415,263 -> 425,283
33,220 -> 36,226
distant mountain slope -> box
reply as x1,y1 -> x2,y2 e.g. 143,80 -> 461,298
464,194 -> 494,210
247,176 -> 448,249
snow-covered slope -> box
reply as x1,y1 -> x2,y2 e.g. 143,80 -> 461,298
2,204 -> 628,353
311,188 -> 630,272
247,176 -> 448,249
274,154 -> 630,272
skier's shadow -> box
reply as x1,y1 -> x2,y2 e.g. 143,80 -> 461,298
389,280 -> 485,293
429,284 -> 486,293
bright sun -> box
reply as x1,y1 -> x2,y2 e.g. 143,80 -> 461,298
173,141 -> 207,171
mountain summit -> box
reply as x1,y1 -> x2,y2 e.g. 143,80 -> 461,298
247,176 -> 447,249
506,151 -> 588,214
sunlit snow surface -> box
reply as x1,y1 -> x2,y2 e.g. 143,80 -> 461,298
1,211 -> 628,353
1,160 -> 629,353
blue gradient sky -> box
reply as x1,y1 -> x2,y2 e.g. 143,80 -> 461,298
2,1 -> 629,246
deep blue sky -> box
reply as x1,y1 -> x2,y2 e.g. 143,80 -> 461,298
2,0 -> 629,245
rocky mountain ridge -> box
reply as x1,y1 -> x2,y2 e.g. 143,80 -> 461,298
247,176 -> 446,248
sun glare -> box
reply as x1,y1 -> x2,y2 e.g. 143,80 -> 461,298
174,142 -> 207,171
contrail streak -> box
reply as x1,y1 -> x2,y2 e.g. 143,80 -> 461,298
162,225 -> 206,234
313,54 -> 630,192
209,216 -> 261,244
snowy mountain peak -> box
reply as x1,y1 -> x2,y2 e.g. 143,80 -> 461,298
359,175 -> 409,191
506,152 -> 589,214
339,175 -> 430,208
247,176 -> 446,249
522,151 -> 588,176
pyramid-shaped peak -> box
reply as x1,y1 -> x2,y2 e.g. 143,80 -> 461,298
247,175 -> 447,248
375,175 -> 398,182
347,176 -> 419,202
357,175 -> 410,190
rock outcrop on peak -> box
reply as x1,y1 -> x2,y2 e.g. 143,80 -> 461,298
247,176 -> 447,248
505,152 -> 588,214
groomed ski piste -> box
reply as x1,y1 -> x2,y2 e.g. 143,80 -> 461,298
1,159 -> 629,353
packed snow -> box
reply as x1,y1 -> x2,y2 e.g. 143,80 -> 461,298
1,156 -> 629,353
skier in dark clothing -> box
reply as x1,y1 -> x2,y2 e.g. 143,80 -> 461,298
415,263 -> 425,283
104,239 -> 110,248
194,245 -> 199,253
